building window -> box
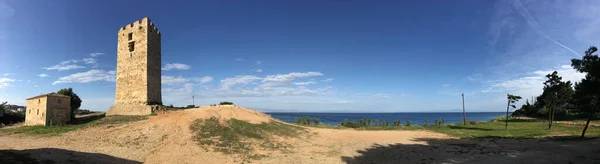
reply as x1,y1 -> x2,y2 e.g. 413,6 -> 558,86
139,26 -> 142,30
42,112 -> 44,117
129,42 -> 135,52
128,33 -> 133,41
37,109 -> 39,115
38,99 -> 40,104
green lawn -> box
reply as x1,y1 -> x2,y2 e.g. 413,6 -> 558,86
0,115 -> 147,136
422,120 -> 599,139
301,119 -> 600,139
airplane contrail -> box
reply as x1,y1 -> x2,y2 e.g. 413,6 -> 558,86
513,0 -> 580,57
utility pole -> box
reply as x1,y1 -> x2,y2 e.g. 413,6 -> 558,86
505,94 -> 510,130
192,96 -> 195,107
462,93 -> 466,125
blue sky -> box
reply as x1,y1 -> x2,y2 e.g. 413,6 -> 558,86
0,0 -> 596,112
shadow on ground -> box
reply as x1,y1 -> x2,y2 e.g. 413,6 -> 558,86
448,125 -> 495,131
0,148 -> 141,164
71,113 -> 106,125
341,137 -> 600,164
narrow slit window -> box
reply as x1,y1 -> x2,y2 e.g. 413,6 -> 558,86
129,42 -> 135,52
128,33 -> 133,41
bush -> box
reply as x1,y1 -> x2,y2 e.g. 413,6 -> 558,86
219,101 -> 234,105
295,116 -> 312,125
393,120 -> 401,126
186,105 -> 196,108
424,120 -> 429,126
459,120 -> 483,125
312,118 -> 320,125
406,120 -> 412,126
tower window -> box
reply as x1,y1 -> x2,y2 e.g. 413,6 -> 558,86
128,33 -> 133,41
129,42 -> 135,52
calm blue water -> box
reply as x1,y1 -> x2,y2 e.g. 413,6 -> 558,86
265,112 -> 508,126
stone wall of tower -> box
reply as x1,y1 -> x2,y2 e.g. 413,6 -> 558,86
108,17 -> 162,115
146,21 -> 162,105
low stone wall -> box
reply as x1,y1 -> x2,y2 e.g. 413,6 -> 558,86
107,104 -> 153,116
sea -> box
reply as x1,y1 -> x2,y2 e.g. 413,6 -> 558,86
265,112 -> 508,126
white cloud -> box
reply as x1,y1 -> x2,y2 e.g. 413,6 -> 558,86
196,76 -> 213,84
89,52 -> 104,57
37,74 -> 49,78
162,75 -> 190,85
53,70 -> 115,85
251,69 -> 263,73
322,78 -> 333,82
261,72 -> 323,87
163,83 -> 195,95
162,63 -> 191,71
0,78 -> 15,88
483,65 -> 585,97
294,81 -> 316,86
44,59 -> 86,71
220,75 -> 262,90
235,58 -> 244,61
373,93 -> 392,99
442,84 -> 451,87
3,73 -> 10,76
256,61 -> 262,64
82,58 -> 97,64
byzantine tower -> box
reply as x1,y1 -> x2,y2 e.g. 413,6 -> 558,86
107,17 -> 162,115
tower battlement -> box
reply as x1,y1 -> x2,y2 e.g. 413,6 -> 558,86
118,17 -> 161,36
108,17 -> 162,116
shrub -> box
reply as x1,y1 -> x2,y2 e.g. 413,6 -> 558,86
393,120 -> 401,126
406,120 -> 412,126
296,117 -> 303,125
219,101 -> 234,105
313,118 -> 320,125
295,117 -> 312,125
424,120 -> 429,126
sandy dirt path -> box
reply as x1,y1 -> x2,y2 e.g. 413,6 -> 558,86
1,107 -> 599,164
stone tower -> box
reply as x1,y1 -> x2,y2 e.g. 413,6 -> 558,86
107,17 -> 162,116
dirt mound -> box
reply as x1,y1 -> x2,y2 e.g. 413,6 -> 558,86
188,105 -> 273,124
0,106 -> 456,164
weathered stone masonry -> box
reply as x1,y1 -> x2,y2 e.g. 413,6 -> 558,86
107,17 -> 162,116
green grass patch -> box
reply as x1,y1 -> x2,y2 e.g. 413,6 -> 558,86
189,117 -> 305,161
301,118 -> 600,139
0,115 -> 147,136
421,119 -> 600,139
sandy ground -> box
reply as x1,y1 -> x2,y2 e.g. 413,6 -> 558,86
1,106 -> 599,164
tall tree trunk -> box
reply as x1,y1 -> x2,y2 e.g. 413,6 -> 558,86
548,107 -> 552,130
462,93 -> 466,125
581,112 -> 593,138
505,99 -> 510,130
549,107 -> 554,130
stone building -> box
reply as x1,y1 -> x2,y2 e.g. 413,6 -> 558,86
25,93 -> 71,126
107,17 -> 162,116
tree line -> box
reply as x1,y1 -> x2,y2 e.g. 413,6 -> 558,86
511,46 -> 599,137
